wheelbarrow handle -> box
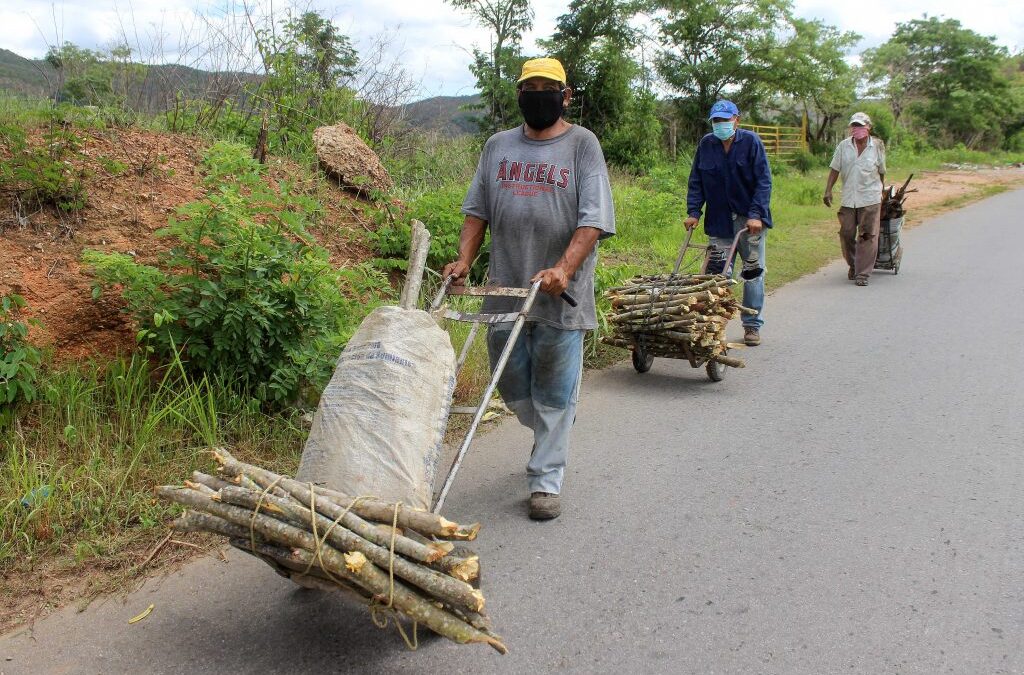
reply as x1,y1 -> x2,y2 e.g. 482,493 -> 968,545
429,274 -> 457,312
720,227 -> 749,273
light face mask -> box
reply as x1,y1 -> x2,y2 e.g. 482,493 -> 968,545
712,121 -> 735,140
851,126 -> 869,140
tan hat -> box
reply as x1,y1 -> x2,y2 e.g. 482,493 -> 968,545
517,57 -> 566,85
849,111 -> 872,126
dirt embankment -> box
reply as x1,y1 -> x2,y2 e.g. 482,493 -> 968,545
900,167 -> 1024,221
0,126 -> 376,361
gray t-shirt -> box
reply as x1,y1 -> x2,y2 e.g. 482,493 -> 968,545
461,124 -> 615,330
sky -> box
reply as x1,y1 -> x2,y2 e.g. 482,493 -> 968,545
1,0 -> 1022,99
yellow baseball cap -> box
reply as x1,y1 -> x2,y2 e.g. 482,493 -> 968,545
517,57 -> 566,85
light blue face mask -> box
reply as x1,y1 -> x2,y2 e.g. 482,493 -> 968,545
712,121 -> 735,140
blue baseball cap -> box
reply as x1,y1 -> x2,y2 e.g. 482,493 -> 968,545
708,100 -> 739,121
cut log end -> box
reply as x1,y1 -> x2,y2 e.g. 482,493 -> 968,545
344,550 -> 368,573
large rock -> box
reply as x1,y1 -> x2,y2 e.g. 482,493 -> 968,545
312,123 -> 394,196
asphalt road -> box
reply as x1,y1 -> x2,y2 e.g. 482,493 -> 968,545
3,190 -> 1024,674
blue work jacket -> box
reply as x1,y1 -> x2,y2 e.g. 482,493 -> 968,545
686,128 -> 773,238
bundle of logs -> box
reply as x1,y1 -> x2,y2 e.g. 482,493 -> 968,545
600,273 -> 751,368
157,449 -> 507,654
881,173 -> 916,220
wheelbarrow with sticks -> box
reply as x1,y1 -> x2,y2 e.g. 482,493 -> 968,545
610,227 -> 751,381
153,226 -> 583,654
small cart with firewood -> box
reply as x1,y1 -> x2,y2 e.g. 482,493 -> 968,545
875,174 -> 916,275
601,227 -> 751,381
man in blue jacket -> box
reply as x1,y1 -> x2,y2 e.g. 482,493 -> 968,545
685,100 -> 773,346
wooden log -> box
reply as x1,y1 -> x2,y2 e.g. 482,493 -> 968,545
430,552 -> 480,584
609,288 -> 725,306
157,486 -> 504,652
216,486 -> 485,613
341,551 -> 508,654
214,450 -> 480,540
216,477 -> 450,564
190,471 -> 232,492
172,510 -> 252,539
399,219 -> 430,310
711,354 -> 746,368
228,537 -> 372,601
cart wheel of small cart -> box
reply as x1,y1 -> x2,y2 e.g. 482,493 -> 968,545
706,358 -> 726,382
632,346 -> 654,373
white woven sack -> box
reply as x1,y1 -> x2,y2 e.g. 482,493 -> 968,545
296,305 -> 456,509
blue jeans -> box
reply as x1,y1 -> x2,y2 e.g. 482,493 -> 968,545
487,322 -> 584,494
706,214 -> 766,330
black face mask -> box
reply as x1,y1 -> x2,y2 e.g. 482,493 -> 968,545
518,89 -> 564,130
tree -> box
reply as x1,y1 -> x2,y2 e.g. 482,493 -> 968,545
776,19 -> 860,141
252,10 -> 360,152
540,0 -> 661,170
447,0 -> 534,135
863,17 -> 1009,148
288,12 -> 359,92
1001,53 -> 1024,150
653,0 -> 793,140
45,42 -> 116,106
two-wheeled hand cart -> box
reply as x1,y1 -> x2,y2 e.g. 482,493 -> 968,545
630,227 -> 748,382
875,174 -> 916,275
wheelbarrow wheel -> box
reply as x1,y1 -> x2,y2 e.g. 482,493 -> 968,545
632,345 -> 654,373
706,358 -> 726,382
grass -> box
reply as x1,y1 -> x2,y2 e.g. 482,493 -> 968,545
0,353 -> 306,596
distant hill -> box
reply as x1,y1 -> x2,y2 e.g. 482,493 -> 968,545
0,48 -> 56,97
400,95 -> 483,136
0,48 -> 261,112
1,48 -> 481,135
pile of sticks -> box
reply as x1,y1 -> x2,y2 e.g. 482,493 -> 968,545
882,173 -> 916,220
158,449 -> 506,654
601,273 -> 750,367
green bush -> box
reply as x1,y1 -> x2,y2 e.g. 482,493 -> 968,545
0,121 -> 88,213
85,141 -> 390,405
768,155 -> 792,177
0,294 -> 42,427
371,183 -> 491,281
790,149 -> 819,174
1005,130 -> 1024,153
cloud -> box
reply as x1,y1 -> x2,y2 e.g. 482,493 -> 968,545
1,0 -> 1021,98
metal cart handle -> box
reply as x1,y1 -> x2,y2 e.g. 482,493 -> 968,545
430,278 -> 576,513
431,275 -> 576,309
673,224 -> 749,275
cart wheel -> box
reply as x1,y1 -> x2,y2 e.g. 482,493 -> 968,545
632,346 -> 654,373
706,359 -> 726,382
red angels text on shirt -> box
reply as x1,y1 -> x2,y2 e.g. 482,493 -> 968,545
495,157 -> 571,190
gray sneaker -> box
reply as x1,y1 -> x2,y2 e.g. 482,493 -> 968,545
528,492 -> 561,520
744,327 -> 761,346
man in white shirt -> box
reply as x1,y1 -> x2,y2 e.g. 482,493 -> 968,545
823,112 -> 886,286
